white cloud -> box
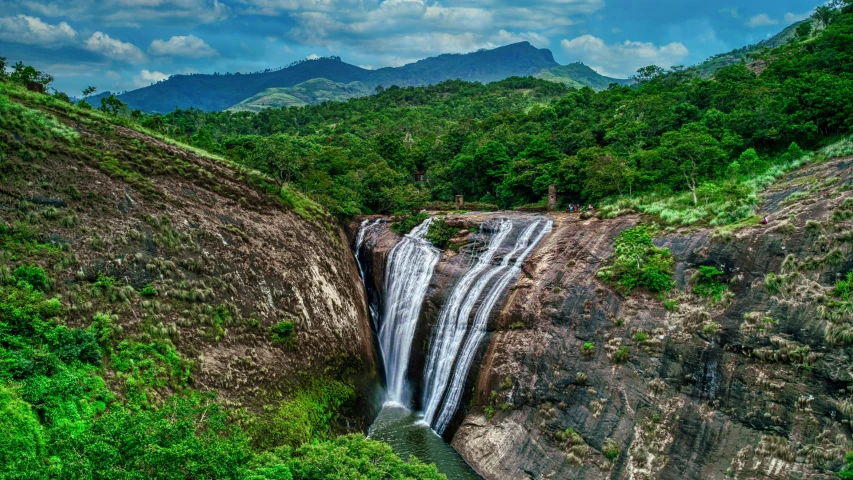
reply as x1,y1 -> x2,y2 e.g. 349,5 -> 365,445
747,14 -> 779,27
560,35 -> 689,78
306,53 -> 320,59
148,35 -> 219,57
84,32 -> 148,64
236,0 -> 602,66
0,15 -> 76,45
133,69 -> 169,88
784,11 -> 810,24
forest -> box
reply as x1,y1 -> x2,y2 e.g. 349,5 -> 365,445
118,2 -> 853,226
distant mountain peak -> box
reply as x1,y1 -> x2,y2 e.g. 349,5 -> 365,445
109,41 -> 615,113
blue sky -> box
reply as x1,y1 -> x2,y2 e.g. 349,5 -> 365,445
0,0 -> 825,95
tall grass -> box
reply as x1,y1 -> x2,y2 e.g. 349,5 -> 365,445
598,136 -> 853,227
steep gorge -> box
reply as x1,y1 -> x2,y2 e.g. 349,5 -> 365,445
351,154 -> 853,480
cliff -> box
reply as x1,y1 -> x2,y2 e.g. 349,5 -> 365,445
0,85 -> 380,433
453,155 -> 853,479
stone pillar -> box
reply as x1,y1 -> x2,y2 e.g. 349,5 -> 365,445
547,184 -> 556,211
455,194 -> 464,210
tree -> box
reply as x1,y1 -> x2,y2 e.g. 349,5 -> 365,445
796,21 -> 813,39
9,61 -> 53,86
99,94 -> 127,117
813,5 -> 837,28
82,86 -> 97,98
737,148 -> 767,176
660,124 -> 726,205
580,147 -> 636,200
0,57 -> 7,79
632,65 -> 665,85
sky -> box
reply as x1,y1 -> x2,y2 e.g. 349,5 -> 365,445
0,0 -> 826,95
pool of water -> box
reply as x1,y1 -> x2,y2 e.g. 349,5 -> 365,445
368,404 -> 482,480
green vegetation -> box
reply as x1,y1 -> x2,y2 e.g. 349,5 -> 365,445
597,225 -> 674,294
613,346 -> 630,363
693,265 -> 728,301
581,342 -> 595,356
390,212 -> 429,235
634,331 -> 648,342
425,217 -> 458,248
602,438 -> 621,461
270,320 -> 296,344
88,9 -> 852,224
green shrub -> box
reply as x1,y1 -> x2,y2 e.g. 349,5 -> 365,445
634,331 -> 648,342
390,212 -> 429,235
602,438 -> 620,461
663,299 -> 679,312
597,225 -> 674,294
581,342 -> 595,355
140,283 -> 157,297
12,265 -> 51,292
285,434 -> 445,480
425,216 -> 457,248
693,265 -> 727,301
484,405 -> 495,419
613,346 -> 629,363
270,320 -> 295,344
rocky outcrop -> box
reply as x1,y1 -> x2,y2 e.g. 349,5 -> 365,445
452,156 -> 853,479
0,109 -> 380,429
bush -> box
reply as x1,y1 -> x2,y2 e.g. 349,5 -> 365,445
602,438 -> 620,461
597,225 -> 674,294
693,265 -> 727,301
12,265 -> 51,292
140,283 -> 158,297
634,331 -> 648,342
285,434 -> 445,480
390,212 -> 428,235
613,346 -> 629,363
270,321 -> 295,344
581,342 -> 595,355
425,216 -> 457,248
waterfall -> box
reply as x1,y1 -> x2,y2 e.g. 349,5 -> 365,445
354,219 -> 382,329
431,218 -> 553,434
421,219 -> 514,425
379,218 -> 440,405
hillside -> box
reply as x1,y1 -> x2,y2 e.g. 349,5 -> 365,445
227,79 -> 372,112
535,62 -> 632,89
102,42 -> 623,113
0,79 -> 454,478
693,20 -> 806,76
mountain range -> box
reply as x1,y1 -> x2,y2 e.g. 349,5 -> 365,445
98,42 -> 630,113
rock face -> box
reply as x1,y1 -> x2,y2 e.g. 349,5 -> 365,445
353,156 -> 853,480
452,156 -> 853,479
0,109 -> 380,429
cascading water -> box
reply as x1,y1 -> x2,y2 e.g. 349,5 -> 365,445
420,219 -> 514,426
431,218 -> 552,434
354,219 -> 382,329
378,218 -> 440,405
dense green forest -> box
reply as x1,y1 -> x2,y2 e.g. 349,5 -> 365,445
123,3 -> 853,226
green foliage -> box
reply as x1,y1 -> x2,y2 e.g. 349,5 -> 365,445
9,61 -> 53,87
832,272 -> 853,301
613,346 -> 630,363
140,283 -> 158,297
602,438 -> 621,461
581,342 -> 595,355
99,94 -> 128,117
663,299 -> 679,312
252,378 -> 355,450
634,331 -> 648,342
390,212 -> 429,235
11,264 -> 51,292
598,225 -> 674,294
284,434 -> 446,480
424,217 -> 457,248
270,320 -> 295,344
693,265 -> 728,301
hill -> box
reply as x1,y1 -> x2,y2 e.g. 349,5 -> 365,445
534,62 -> 631,89
103,42 -> 623,113
693,20 -> 806,76
227,79 -> 372,112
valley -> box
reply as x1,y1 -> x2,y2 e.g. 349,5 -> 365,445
2,2 -> 853,479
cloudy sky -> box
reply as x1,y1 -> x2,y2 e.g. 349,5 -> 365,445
0,0 -> 824,95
